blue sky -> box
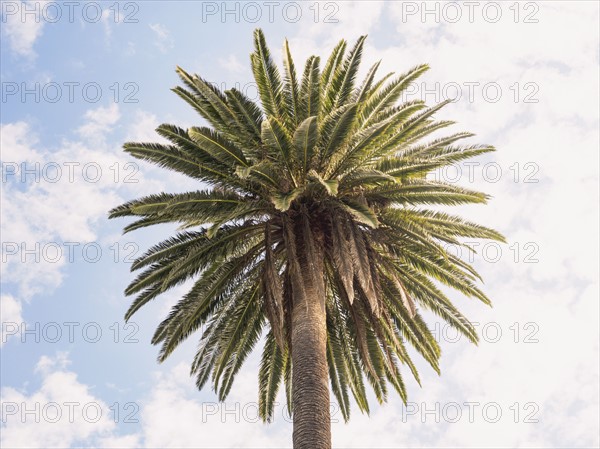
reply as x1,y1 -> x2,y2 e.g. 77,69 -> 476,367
1,1 -> 599,447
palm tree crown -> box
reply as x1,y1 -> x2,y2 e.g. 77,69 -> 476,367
109,29 -> 504,424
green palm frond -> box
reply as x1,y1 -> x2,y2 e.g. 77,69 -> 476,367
110,28 -> 504,425
299,56 -> 321,121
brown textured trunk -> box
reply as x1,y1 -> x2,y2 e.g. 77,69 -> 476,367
291,223 -> 331,449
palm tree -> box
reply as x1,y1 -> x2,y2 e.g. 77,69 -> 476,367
109,29 -> 504,449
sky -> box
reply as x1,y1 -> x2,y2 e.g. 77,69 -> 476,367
1,1 -> 599,448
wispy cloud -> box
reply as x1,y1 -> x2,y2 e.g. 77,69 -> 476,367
1,0 -> 46,58
149,23 -> 174,53
218,54 -> 245,73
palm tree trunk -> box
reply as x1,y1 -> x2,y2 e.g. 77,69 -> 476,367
291,224 -> 331,449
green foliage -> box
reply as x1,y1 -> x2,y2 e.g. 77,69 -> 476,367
110,29 -> 504,423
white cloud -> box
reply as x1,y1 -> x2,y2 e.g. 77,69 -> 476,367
1,353 -> 131,448
1,294 -> 23,346
0,105 -> 200,324
2,354 -> 287,448
125,110 -> 160,142
117,362 -> 290,448
218,54 -> 245,73
1,115 -> 121,299
124,41 -> 136,56
0,105 -> 165,301
101,8 -> 114,44
0,121 -> 42,161
76,103 -> 121,143
1,0 -> 46,58
149,23 -> 174,53
35,351 -> 71,373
